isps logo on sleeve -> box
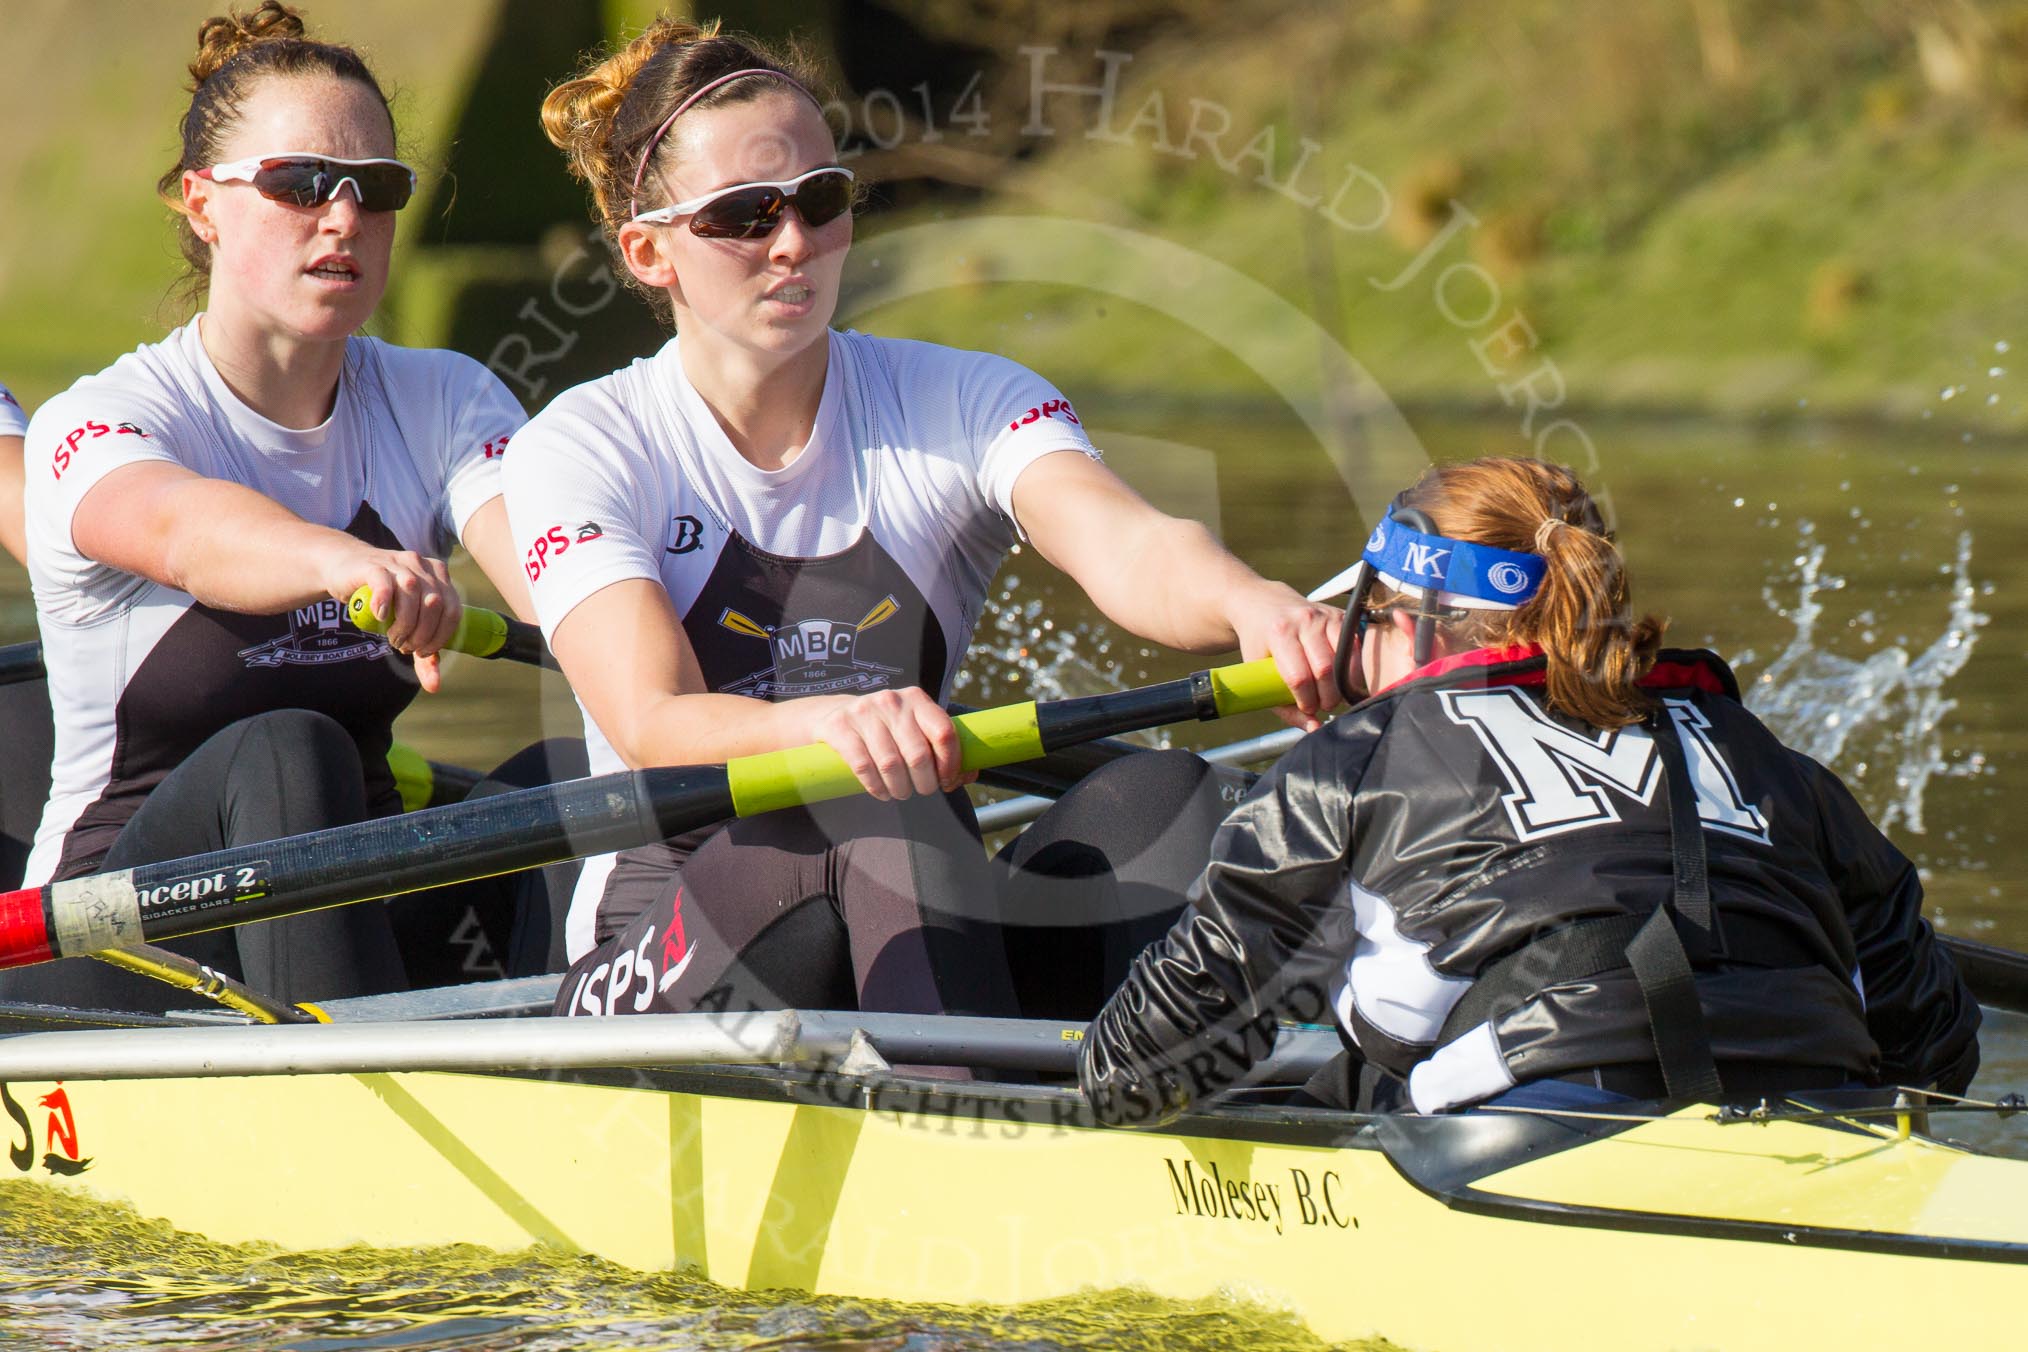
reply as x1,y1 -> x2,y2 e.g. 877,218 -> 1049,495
524,520 -> 607,582
50,418 -> 150,479
1005,398 -> 1080,433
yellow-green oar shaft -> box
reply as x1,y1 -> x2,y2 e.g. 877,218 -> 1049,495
728,659 -> 1290,815
0,660 -> 1294,970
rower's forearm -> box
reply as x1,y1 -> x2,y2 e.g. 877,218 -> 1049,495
1080,516 -> 1259,653
612,691 -> 831,771
155,482 -> 361,612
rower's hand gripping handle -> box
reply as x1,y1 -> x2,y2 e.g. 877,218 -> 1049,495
347,586 -> 559,670
727,658 -> 1294,815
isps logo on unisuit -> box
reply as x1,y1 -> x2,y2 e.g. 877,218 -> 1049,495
716,595 -> 905,698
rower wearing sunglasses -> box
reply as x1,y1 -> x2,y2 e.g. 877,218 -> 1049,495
5,3 -> 544,1011
510,18 -> 1341,1027
1080,457 -> 1980,1123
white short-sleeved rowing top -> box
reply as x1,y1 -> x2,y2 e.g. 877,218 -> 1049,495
503,327 -> 1099,957
21,319 -> 522,886
0,383 -> 25,438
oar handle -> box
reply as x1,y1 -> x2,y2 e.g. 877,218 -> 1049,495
345,587 -> 558,671
1207,659 -> 1299,716
729,700 -> 1047,816
726,658 -> 1293,815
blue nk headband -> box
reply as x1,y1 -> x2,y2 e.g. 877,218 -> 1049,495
1361,514 -> 1546,610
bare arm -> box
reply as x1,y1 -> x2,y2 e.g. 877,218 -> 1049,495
73,460 -> 462,662
457,495 -> 534,622
550,578 -> 967,799
0,436 -> 23,567
1011,451 -> 1343,727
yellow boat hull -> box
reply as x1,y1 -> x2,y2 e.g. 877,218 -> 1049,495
2,1064 -> 2024,1350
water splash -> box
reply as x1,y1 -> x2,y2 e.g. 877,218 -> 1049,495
950,554 -> 1170,747
1742,523 -> 1988,833
951,573 -> 1123,704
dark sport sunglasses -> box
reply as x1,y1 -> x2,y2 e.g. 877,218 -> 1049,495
631,166 -> 856,240
197,153 -> 417,212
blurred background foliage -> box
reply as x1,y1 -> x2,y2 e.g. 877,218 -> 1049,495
4,0 -> 2027,429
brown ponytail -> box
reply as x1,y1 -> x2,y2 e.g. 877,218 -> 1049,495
156,2 -> 394,305
1389,457 -> 1665,728
540,14 -> 833,326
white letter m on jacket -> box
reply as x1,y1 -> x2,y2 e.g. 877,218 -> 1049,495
1438,689 -> 1771,845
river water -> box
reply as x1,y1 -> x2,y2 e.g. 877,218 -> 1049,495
0,409 -> 2021,1348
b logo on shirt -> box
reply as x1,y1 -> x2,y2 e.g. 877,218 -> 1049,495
1006,398 -> 1079,433
666,515 -> 704,555
480,433 -> 510,460
51,419 -> 149,480
524,520 -> 606,582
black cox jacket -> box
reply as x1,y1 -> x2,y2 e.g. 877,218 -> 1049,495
1080,647 -> 1980,1123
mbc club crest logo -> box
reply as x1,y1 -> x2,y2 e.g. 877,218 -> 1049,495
238,597 -> 390,669
716,595 -> 905,698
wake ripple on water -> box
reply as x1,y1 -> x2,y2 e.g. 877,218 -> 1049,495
0,1180 -> 1394,1352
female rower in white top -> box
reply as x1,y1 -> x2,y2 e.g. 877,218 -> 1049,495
4,3 -> 538,1011
511,18 -> 1341,1024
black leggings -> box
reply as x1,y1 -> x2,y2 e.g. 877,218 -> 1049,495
558,749 -> 1241,1025
0,710 -> 398,1011
557,791 -> 1017,1021
0,676 -> 54,892
0,710 -> 580,1013
995,749 -> 1242,1020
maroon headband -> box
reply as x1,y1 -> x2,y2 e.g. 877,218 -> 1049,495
628,67 -> 823,217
